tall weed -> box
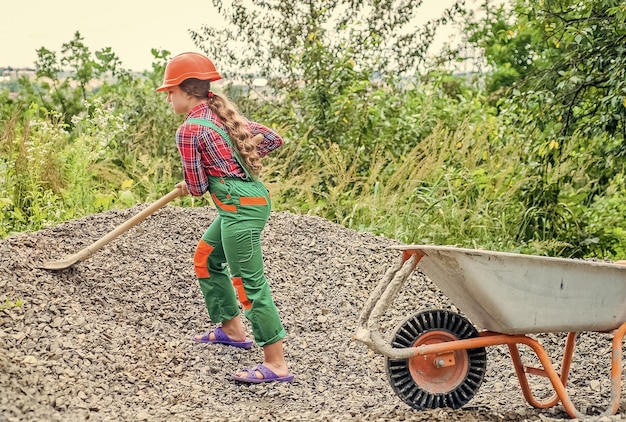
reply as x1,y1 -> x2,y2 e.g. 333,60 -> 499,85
265,117 -> 529,250
0,105 -> 67,236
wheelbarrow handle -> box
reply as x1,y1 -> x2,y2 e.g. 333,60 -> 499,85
39,187 -> 183,270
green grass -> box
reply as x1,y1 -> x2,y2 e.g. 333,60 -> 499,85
2,88 -> 625,259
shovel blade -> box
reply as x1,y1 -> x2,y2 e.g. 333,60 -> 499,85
39,255 -> 83,270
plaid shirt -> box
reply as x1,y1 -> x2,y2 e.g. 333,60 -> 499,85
176,103 -> 283,196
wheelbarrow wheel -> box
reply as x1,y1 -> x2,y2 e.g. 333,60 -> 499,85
385,309 -> 487,410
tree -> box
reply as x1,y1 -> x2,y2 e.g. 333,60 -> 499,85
191,0 -> 465,83
187,0 -> 468,164
463,0 -> 626,256
466,0 -> 626,142
461,1 -> 536,93
31,31 -> 128,125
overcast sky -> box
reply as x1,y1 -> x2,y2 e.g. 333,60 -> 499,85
0,0 -> 470,72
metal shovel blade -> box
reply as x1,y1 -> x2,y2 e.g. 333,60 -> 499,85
39,188 -> 182,270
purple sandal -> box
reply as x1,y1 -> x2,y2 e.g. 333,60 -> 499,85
192,327 -> 253,349
232,364 -> 295,383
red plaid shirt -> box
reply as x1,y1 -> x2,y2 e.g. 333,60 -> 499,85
176,103 -> 283,196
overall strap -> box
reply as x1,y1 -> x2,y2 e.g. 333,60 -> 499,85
187,117 -> 253,180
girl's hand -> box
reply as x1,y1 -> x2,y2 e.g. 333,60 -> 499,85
175,181 -> 190,196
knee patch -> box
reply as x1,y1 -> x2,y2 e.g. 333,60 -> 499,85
194,239 -> 214,278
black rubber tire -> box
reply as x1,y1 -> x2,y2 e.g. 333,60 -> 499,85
385,309 -> 487,410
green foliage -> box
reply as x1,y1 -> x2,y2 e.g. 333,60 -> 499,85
0,44 -> 210,238
577,171 -> 626,258
27,31 -> 130,127
462,1 -> 536,93
520,1 -> 625,141
466,0 -> 626,147
1,104 -> 67,235
2,3 -> 626,262
0,91 -> 183,237
265,116 -> 528,251
457,0 -> 626,257
95,49 -> 188,202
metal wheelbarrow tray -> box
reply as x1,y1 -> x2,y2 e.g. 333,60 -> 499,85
356,245 -> 626,419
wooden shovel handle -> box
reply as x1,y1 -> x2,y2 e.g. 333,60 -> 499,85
40,187 -> 182,270
81,187 -> 183,257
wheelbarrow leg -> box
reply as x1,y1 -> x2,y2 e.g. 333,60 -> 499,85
509,332 -> 577,410
503,323 -> 626,420
607,321 -> 626,416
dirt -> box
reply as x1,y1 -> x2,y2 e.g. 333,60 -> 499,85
0,204 -> 625,421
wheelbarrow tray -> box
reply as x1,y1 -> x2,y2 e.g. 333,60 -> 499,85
397,245 -> 626,335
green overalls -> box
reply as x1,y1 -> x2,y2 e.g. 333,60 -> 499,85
188,118 -> 286,347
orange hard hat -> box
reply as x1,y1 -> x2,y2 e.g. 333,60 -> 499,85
156,52 -> 222,92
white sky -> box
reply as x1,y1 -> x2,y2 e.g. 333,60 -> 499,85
0,0 -> 475,72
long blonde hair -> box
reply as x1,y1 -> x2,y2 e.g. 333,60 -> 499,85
180,78 -> 262,177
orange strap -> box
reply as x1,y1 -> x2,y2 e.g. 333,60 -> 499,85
211,193 -> 267,212
240,196 -> 268,206
211,193 -> 237,212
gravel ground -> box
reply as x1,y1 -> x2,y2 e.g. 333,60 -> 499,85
1,204 -> 625,421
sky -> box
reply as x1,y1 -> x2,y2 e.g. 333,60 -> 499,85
0,0 -> 471,72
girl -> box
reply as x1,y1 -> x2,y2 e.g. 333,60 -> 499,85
157,52 -> 293,383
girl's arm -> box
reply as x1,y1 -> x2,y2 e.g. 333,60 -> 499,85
248,121 -> 284,157
176,127 -> 210,196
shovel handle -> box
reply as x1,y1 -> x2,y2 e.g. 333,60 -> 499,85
81,187 -> 183,258
41,187 -> 182,269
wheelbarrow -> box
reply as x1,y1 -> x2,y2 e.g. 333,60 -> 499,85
355,245 -> 626,419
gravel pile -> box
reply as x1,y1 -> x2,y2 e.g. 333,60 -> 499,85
1,204 -> 625,421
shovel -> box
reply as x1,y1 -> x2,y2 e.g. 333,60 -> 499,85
39,187 -> 182,270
